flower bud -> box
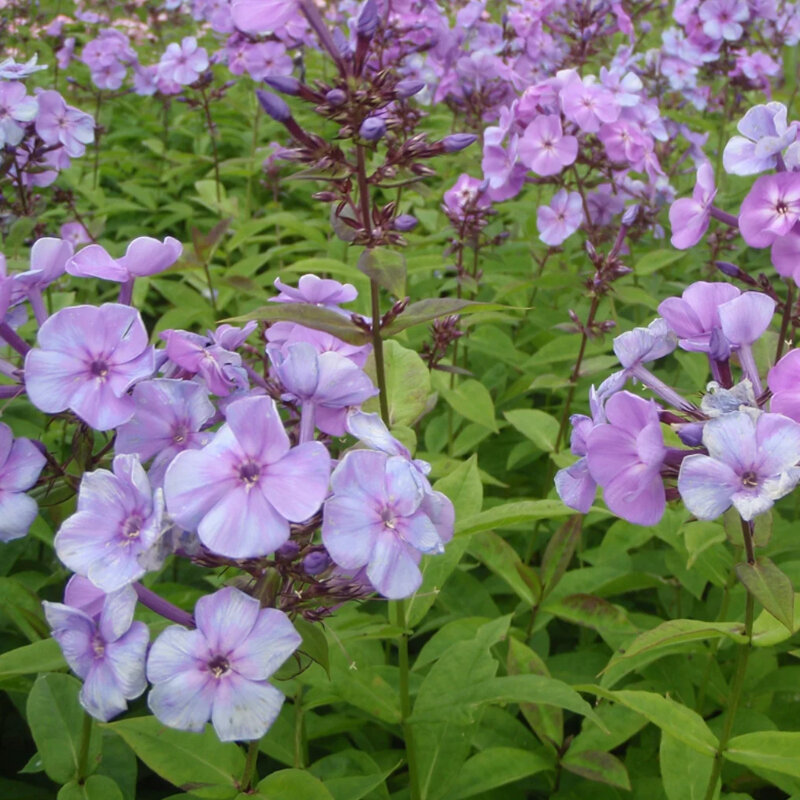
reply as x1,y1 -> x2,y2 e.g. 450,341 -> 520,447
256,89 -> 292,123
441,133 -> 477,153
622,204 -> 639,226
393,214 -> 418,231
395,78 -> 425,98
303,550 -> 331,575
715,260 -> 741,278
264,75 -> 301,95
276,541 -> 300,561
325,88 -> 346,106
359,116 -> 386,141
356,0 -> 379,38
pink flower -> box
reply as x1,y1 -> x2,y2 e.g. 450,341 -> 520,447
157,37 -> 209,86
518,115 -> 578,176
669,162 -> 717,249
739,173 -> 800,248
537,190 -> 584,246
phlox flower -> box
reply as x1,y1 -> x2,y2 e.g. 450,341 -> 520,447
739,173 -> 800,248
147,587 -> 301,741
518,114 -> 578,176
0,81 -> 38,147
44,580 -> 149,722
34,90 -> 95,158
164,395 -> 330,559
55,454 -> 166,592
66,236 -> 182,282
0,422 -> 46,541
231,0 -> 298,32
723,103 -> 797,176
698,0 -> 749,41
157,37 -> 209,86
679,411 -> 800,520
560,73 -> 620,133
322,449 -> 454,599
769,349 -> 800,421
668,162 -> 716,249
537,189 -> 583,246
271,274 -> 357,310
24,304 -> 155,431
0,55 -> 47,80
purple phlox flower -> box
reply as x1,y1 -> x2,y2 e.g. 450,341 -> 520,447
586,184 -> 625,227
34,90 -> 95,158
0,82 -> 38,147
669,162 -> 716,249
771,224 -> 800,286
322,449 -> 454,599
265,321 -> 371,369
658,280 -> 740,354
164,395 -> 331,558
271,274 -> 358,311
585,390 -> 667,525
0,422 -> 46,541
67,236 -> 182,282
443,173 -> 490,217
769,349 -> 800,421
698,0 -> 749,41
147,587 -> 300,741
537,189 -> 584,246
555,387 -> 605,513
12,238 -> 74,320
518,114 -> 578,177
60,222 -> 92,248
482,134 -> 521,190
723,103 -> 797,176
560,72 -> 620,133
160,329 -> 248,397
678,411 -> 800,520
56,38 -> 76,71
133,64 -> 159,97
158,37 -> 209,86
116,379 -> 216,487
718,291 -> 775,393
268,342 -> 378,437
43,582 -> 149,722
739,173 -> 800,248
599,67 -> 643,107
231,0 -> 298,32
701,379 -> 758,418
211,321 -> 257,351
246,42 -> 293,81
55,454 -> 166,592
24,304 -> 155,431
598,119 -> 650,165
0,55 -> 47,80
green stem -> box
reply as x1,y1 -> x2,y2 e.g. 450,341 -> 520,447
777,280 -> 795,362
200,86 -> 222,203
393,599 -> 420,800
294,686 -> 305,768
241,740 -> 260,791
76,712 -> 93,782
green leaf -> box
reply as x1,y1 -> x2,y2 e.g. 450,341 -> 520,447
364,340 -> 431,427
578,687 -> 718,756
540,515 -> 582,599
57,775 -> 124,800
468,531 -> 537,604
0,577 -> 49,640
106,718 -> 244,798
438,378 -> 498,433
332,665 -> 401,724
606,619 -> 746,667
503,409 -> 560,452
381,298 -> 510,336
0,637 -> 66,678
660,732 -> 717,800
294,617 -> 329,676
726,731 -> 800,778
357,248 -> 406,297
751,594 -> 800,646
225,303 -> 370,345
255,770 -> 334,799
455,500 -> 577,536
561,749 -> 631,790
634,249 -> 686,275
27,674 -> 102,784
445,747 -> 552,799
736,558 -> 795,631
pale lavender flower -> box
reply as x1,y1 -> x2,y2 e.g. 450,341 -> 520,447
537,190 -> 584,246
679,411 -> 800,520
0,55 -> 47,80
66,236 -> 182,282
13,237 -> 74,322
34,90 -> 95,157
24,304 -> 155,431
231,0 -> 297,32
518,114 -> 578,176
157,37 -> 209,86
0,82 -> 38,147
43,582 -> 149,722
560,73 -> 620,133
669,162 -> 716,249
585,391 -> 667,525
55,455 -> 165,592
322,449 -> 454,599
723,103 -> 797,175
271,274 -> 357,310
769,349 -> 800,421
698,0 -> 749,41
147,587 -> 301,741
164,395 -> 331,558
718,291 -> 775,392
739,174 -> 800,248
0,422 -> 46,541
116,380 -> 215,486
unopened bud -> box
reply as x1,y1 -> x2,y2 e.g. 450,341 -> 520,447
715,260 -> 741,278
393,214 -> 418,231
256,89 -> 292,123
621,204 -> 639,226
303,550 -> 331,575
325,88 -> 346,106
276,541 -> 300,561
441,133 -> 478,153
356,0 -> 379,38
359,116 -> 386,141
264,75 -> 301,95
395,78 -> 425,98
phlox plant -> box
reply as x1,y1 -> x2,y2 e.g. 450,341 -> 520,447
5,0 -> 800,799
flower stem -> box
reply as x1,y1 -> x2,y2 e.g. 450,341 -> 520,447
241,739 -> 260,791
134,583 -> 194,628
76,712 -> 93,782
0,322 -> 30,356
199,86 -> 222,203
776,280 -> 795,362
393,598 -> 420,800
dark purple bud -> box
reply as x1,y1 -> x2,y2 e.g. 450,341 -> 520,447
264,75 -> 301,95
256,89 -> 292,123
677,422 -> 705,447
442,133 -> 477,153
326,88 -> 346,106
333,28 -> 352,56
395,78 -> 425,98
356,0 -> 379,38
622,205 -> 639,226
715,260 -> 741,277
276,540 -> 300,560
303,550 -> 331,575
393,214 -> 418,231
359,116 -> 386,141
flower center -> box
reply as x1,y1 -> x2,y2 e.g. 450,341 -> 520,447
122,515 -> 143,541
208,655 -> 231,678
741,471 -> 759,488
92,635 -> 105,659
239,461 -> 261,486
381,508 -> 397,530
90,359 -> 109,379
173,423 -> 189,445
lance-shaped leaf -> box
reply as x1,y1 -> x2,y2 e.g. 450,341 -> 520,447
541,514 -> 582,599
736,557 -> 795,631
456,499 -> 579,537
225,303 -> 370,345
561,750 -> 631,790
381,298 -> 511,336
357,248 -> 406,297
725,731 -> 800,778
